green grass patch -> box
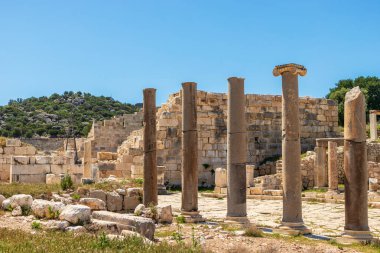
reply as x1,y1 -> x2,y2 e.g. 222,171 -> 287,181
0,228 -> 204,253
0,183 -> 61,198
303,188 -> 328,193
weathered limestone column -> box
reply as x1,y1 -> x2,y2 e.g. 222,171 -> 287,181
328,141 -> 338,192
315,146 -> 327,188
369,111 -> 378,141
143,88 -> 157,206
273,64 -> 310,235
226,77 -> 248,222
181,82 -> 204,222
338,87 -> 372,243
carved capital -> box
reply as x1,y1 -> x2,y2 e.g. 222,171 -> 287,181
273,63 -> 307,77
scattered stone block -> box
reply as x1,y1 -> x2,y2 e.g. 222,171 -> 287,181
79,198 -> 106,211
9,194 -> 33,209
157,204 -> 173,224
59,205 -> 91,225
106,192 -> 123,212
124,196 -> 141,211
89,190 -> 107,202
31,199 -> 65,218
92,211 -> 155,240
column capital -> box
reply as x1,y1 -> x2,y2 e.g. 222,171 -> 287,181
273,63 -> 307,77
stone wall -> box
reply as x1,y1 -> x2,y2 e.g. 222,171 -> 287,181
86,112 -> 143,158
20,138 -> 66,152
10,152 -> 82,184
111,90 -> 339,186
0,139 -> 38,182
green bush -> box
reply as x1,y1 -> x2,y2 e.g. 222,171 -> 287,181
60,175 -> 73,191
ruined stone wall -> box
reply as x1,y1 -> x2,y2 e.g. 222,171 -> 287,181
0,139 -> 37,182
87,112 -> 143,157
112,91 -> 338,186
20,138 -> 66,152
10,152 -> 82,184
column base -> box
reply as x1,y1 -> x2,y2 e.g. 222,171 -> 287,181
273,222 -> 312,236
181,211 -> 205,223
224,216 -> 250,229
336,230 -> 373,245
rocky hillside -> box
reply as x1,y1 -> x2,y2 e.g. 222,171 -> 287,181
0,91 -> 140,138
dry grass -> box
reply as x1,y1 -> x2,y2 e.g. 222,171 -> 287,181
0,228 -> 203,253
0,183 -> 61,198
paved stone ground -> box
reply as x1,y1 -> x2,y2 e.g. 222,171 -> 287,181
159,193 -> 380,238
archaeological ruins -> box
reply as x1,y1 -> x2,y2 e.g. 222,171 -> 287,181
1,63 -> 380,247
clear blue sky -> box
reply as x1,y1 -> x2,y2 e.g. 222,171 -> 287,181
1,0 -> 379,106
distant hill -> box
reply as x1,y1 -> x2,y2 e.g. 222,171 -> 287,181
0,91 -> 140,138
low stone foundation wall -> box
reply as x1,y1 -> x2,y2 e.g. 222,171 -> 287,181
10,153 -> 82,184
0,139 -> 37,182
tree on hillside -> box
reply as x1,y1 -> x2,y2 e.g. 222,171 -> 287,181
0,91 -> 141,138
326,76 -> 380,125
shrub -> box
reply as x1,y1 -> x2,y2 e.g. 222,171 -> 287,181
31,221 -> 41,230
244,226 -> 263,237
61,174 -> 73,191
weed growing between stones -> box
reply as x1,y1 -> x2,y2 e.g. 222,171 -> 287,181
31,221 -> 41,230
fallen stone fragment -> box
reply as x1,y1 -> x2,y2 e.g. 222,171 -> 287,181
59,205 -> 91,225
157,204 -> 173,224
11,206 -> 22,216
66,226 -> 87,233
31,199 -> 65,218
134,204 -> 145,215
79,198 -> 106,211
9,194 -> 33,209
92,211 -> 155,240
89,190 -> 107,202
106,192 -> 123,212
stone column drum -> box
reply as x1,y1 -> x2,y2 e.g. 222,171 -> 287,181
143,88 -> 158,206
369,111 -> 378,141
328,141 -> 338,192
273,64 -> 311,235
315,146 -> 327,188
226,77 -> 248,222
181,82 -> 204,222
339,87 -> 372,243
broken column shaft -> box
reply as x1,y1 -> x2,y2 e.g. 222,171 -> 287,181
339,86 -> 372,243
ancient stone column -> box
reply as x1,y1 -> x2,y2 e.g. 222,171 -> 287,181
315,146 -> 327,188
339,87 -> 372,243
143,88 -> 157,206
273,63 -> 310,235
328,141 -> 338,192
369,111 -> 378,141
181,82 -> 203,222
226,77 -> 247,221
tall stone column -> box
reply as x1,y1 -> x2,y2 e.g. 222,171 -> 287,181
273,64 -> 310,235
339,87 -> 372,243
181,82 -> 204,222
315,146 -> 327,188
143,88 -> 157,206
226,77 -> 247,222
328,141 -> 338,192
369,111 -> 378,141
